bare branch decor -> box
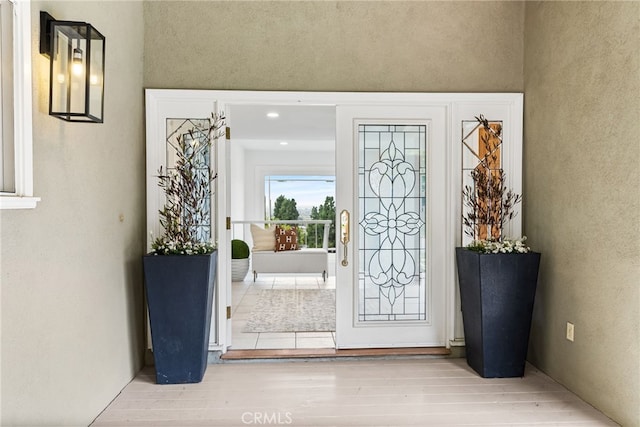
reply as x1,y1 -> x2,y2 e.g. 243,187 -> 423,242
151,113 -> 226,255
462,115 -> 527,253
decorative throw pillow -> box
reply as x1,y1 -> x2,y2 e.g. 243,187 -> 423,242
250,224 -> 275,251
275,225 -> 299,252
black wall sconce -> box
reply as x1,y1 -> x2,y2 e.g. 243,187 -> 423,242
39,12 -> 105,123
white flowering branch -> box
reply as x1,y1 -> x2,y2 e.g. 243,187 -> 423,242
467,236 -> 530,254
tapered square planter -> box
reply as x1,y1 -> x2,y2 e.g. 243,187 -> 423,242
231,258 -> 250,282
143,252 -> 217,384
456,248 -> 541,378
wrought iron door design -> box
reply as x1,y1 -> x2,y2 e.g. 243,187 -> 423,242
358,124 -> 427,322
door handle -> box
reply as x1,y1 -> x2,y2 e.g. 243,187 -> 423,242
340,210 -> 350,266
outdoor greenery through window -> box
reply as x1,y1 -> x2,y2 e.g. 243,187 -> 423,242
265,175 -> 336,249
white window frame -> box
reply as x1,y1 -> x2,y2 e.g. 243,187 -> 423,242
0,0 -> 38,209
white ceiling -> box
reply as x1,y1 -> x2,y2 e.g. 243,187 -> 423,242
228,104 -> 336,152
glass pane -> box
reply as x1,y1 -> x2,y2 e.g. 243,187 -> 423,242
461,118 -> 504,244
0,0 -> 15,192
357,124 -> 427,322
165,118 -> 213,242
51,26 -> 87,116
88,31 -> 104,121
263,175 -> 336,248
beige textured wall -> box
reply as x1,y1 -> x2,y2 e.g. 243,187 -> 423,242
144,1 -> 524,92
524,2 -> 640,426
0,1 -> 146,425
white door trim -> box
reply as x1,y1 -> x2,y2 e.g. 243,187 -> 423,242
145,89 -> 524,353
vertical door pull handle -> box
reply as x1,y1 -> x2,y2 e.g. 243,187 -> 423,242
340,210 -> 350,267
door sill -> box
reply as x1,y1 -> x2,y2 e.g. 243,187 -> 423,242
221,347 -> 451,360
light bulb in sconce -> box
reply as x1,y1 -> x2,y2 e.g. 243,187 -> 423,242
71,48 -> 84,76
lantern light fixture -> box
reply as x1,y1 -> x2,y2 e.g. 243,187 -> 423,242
39,11 -> 105,123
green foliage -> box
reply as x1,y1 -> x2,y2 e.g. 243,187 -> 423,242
466,241 -> 487,253
231,239 -> 250,259
151,113 -> 225,255
272,195 -> 299,220
307,196 -> 336,248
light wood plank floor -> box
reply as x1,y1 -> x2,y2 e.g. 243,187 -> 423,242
92,358 -> 617,426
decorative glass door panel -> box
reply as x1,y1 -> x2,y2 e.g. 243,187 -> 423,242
165,118 -> 214,243
336,106 -> 446,349
358,124 -> 427,322
461,117 -> 504,246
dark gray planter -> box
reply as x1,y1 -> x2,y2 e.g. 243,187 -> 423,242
456,248 -> 540,378
143,251 -> 217,384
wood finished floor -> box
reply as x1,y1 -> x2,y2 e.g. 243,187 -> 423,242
92,358 -> 618,426
222,346 -> 450,360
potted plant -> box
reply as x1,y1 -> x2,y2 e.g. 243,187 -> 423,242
456,115 -> 541,378
231,239 -> 250,281
143,113 -> 225,384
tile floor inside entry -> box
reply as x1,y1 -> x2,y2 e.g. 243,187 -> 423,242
230,254 -> 337,350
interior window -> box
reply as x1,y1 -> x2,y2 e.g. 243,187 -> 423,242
264,175 -> 336,249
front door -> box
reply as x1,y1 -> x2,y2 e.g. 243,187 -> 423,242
147,90 -> 524,353
335,105 -> 447,348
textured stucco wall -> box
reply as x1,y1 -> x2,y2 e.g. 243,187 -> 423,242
143,1 -> 524,92
0,1 -> 146,425
524,2 -> 640,426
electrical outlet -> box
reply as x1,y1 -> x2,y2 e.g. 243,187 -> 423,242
566,322 -> 575,342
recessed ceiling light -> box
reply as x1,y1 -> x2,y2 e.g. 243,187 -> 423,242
280,141 -> 288,146
267,112 -> 280,118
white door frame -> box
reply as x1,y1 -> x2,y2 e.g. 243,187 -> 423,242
145,89 -> 524,353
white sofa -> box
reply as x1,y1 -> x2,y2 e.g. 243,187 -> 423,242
247,220 -> 331,282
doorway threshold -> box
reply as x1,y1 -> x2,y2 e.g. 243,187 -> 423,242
221,347 -> 451,361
